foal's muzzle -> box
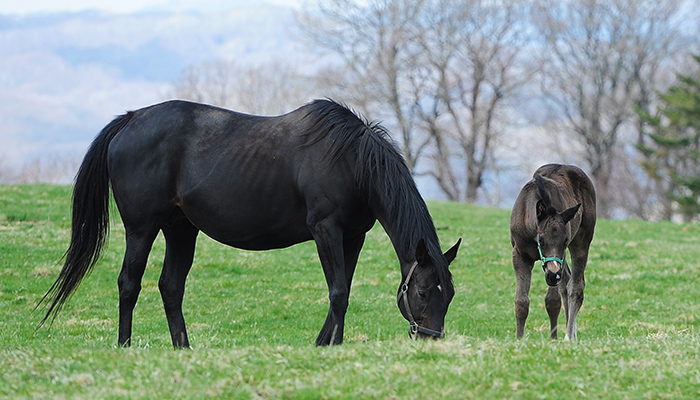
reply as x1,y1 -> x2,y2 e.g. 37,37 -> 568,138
544,264 -> 563,286
537,234 -> 566,287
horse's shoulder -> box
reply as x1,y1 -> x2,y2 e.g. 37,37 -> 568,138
510,185 -> 538,235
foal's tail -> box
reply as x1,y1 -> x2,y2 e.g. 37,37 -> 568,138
37,112 -> 135,328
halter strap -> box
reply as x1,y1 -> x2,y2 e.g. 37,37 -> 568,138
397,261 -> 445,339
536,234 -> 565,267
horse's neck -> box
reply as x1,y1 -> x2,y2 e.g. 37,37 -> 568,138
374,192 -> 439,266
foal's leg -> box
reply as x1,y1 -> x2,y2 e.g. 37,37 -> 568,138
548,259 -> 572,340
118,227 -> 159,347
160,220 -> 199,349
513,249 -> 533,339
316,234 -> 365,346
565,250 -> 588,341
544,285 -> 561,339
557,260 -> 571,337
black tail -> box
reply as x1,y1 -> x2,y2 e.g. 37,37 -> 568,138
37,112 -> 135,328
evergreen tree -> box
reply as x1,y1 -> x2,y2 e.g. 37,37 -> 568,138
637,54 -> 700,221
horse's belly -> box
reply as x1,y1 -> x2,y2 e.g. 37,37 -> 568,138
180,194 -> 312,251
203,218 -> 313,251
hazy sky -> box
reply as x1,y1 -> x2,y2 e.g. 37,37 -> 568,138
2,0 -> 306,14
0,0 -> 312,172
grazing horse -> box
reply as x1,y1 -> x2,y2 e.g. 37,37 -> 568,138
37,99 -> 460,347
510,164 -> 596,341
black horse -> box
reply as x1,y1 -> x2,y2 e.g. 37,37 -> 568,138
38,99 -> 460,347
510,164 -> 596,341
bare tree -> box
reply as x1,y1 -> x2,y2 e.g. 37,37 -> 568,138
13,153 -> 79,184
0,154 -> 14,184
171,58 -> 318,115
172,59 -> 240,108
297,0 -> 432,173
533,0 -> 690,218
299,0 -> 531,203
417,0 -> 533,202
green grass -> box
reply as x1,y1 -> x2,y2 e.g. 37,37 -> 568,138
1,185 -> 699,399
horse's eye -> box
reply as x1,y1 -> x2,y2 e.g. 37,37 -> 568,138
418,290 -> 427,298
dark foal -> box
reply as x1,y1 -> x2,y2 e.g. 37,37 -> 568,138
510,164 -> 596,341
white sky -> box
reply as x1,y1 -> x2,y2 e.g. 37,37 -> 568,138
1,0 -> 307,14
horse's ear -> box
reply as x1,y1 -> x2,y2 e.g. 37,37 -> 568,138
536,199 -> 548,221
443,238 -> 461,265
560,203 -> 581,224
415,238 -> 429,265
535,175 -> 555,221
535,175 -> 551,206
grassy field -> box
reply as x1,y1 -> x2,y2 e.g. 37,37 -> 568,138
1,185 -> 699,399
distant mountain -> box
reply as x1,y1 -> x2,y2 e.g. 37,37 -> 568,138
0,4 -> 303,174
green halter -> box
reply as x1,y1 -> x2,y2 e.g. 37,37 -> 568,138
536,234 -> 565,267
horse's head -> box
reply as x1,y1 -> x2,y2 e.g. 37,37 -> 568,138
535,175 -> 580,286
397,238 -> 460,339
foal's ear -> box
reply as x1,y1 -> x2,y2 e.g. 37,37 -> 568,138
443,238 -> 462,265
415,238 -> 429,265
535,175 -> 551,206
560,203 -> 581,224
535,175 -> 553,221
536,199 -> 548,221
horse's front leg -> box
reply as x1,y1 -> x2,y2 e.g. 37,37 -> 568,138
310,219 -> 348,346
512,249 -> 533,339
546,258 -> 573,340
565,253 -> 588,342
545,285 -> 561,339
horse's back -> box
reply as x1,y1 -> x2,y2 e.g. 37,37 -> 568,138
511,164 -> 596,251
107,100 -> 296,204
534,164 -> 596,223
107,100 -> 275,177
106,100 -> 369,250
532,163 -> 596,247
534,164 -> 595,201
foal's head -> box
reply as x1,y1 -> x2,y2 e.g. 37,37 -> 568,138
397,238 -> 460,339
535,175 -> 580,286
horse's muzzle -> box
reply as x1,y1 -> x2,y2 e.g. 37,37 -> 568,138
544,264 -> 563,286
411,323 -> 445,340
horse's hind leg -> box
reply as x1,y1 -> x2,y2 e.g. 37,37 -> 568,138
118,227 -> 160,347
545,285 -> 561,339
513,249 -> 533,338
160,219 -> 199,349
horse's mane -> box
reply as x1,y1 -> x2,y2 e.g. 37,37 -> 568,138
299,99 -> 453,294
